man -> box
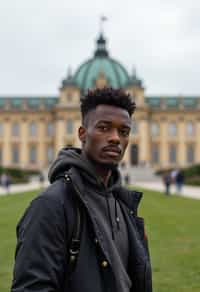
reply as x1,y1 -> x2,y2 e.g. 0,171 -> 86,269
11,87 -> 152,292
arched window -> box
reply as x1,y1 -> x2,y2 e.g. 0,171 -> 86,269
150,122 -> 159,136
186,121 -> 195,136
12,122 -> 20,137
131,121 -> 138,135
29,122 -> 37,137
187,144 -> 194,163
169,144 -> 177,163
151,144 -> 159,163
168,122 -> 177,136
29,145 -> 37,163
66,119 -> 74,134
12,144 -> 19,163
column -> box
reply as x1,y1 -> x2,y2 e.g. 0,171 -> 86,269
20,120 -> 29,168
139,118 -> 150,165
38,119 -> 46,169
196,120 -> 200,163
177,119 -> 186,166
160,118 -> 168,167
54,118 -> 65,156
2,119 -> 11,166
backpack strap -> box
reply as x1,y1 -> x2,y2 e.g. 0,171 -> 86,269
63,172 -> 83,275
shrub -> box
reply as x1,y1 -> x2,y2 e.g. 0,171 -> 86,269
0,167 -> 40,184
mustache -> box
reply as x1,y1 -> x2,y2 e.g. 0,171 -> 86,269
102,145 -> 122,154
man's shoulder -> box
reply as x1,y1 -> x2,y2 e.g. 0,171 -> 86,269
32,177 -> 73,211
32,178 -> 64,203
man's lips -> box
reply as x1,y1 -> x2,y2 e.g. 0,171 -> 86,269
102,146 -> 122,155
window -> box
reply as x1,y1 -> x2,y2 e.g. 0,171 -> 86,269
12,122 -> 20,137
186,121 -> 195,136
47,122 -> 54,137
29,122 -> 37,137
150,122 -> 159,136
151,144 -> 159,163
187,144 -> 194,163
12,145 -> 19,163
66,119 -> 74,134
131,121 -> 138,134
168,122 -> 177,136
29,145 -> 37,163
67,93 -> 73,102
47,145 -> 54,163
169,145 -> 177,163
0,122 -> 3,136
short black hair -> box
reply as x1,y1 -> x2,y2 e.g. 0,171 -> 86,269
80,87 -> 136,124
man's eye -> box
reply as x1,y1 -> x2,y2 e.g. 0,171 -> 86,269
119,129 -> 130,136
98,125 -> 108,131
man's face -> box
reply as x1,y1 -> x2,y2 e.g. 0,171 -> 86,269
79,105 -> 132,167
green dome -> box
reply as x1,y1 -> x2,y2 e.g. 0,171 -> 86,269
73,34 -> 130,91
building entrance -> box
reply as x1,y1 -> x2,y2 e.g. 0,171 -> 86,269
130,144 -> 139,166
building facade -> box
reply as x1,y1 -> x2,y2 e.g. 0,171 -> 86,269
0,33 -> 200,171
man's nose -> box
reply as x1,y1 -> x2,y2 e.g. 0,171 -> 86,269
108,129 -> 120,143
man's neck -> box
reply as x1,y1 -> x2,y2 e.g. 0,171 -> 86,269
95,166 -> 112,187
82,152 -> 112,187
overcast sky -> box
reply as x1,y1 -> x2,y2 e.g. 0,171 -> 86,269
1,0 -> 200,96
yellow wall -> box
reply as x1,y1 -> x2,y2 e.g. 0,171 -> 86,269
0,85 -> 199,171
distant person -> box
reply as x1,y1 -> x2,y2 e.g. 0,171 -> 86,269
120,161 -> 126,169
175,170 -> 185,193
124,173 -> 130,185
170,169 -> 178,184
163,171 -> 171,195
39,172 -> 45,189
0,173 -> 11,194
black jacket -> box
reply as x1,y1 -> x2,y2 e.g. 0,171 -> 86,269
11,148 -> 152,292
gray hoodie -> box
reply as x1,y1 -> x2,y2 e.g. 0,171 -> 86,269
48,147 -> 132,292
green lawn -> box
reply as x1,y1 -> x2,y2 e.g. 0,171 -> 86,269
0,188 -> 200,291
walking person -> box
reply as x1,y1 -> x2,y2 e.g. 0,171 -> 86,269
11,87 -> 152,292
0,173 -> 11,194
39,172 -> 45,189
175,169 -> 185,194
163,171 -> 171,196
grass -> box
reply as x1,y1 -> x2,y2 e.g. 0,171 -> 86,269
0,188 -> 200,291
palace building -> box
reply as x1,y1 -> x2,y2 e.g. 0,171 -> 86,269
0,33 -> 200,171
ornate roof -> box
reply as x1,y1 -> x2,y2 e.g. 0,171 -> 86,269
0,97 -> 58,110
73,34 -> 131,91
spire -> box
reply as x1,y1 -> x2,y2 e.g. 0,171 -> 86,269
129,65 -> 143,88
94,33 -> 108,57
60,66 -> 75,89
94,16 -> 109,57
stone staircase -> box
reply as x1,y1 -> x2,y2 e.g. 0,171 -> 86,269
119,165 -> 160,184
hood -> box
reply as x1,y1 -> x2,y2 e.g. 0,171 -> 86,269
48,147 -> 121,192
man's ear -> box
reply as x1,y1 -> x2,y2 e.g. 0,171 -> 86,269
78,126 -> 86,143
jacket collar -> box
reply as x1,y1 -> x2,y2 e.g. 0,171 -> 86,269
113,187 -> 143,216
68,166 -> 143,216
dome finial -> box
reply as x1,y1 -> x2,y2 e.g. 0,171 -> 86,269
99,15 -> 108,35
